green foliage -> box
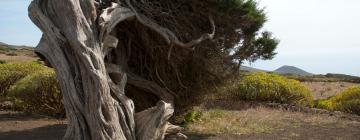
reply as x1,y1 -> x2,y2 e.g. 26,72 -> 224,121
317,86 -> 360,115
0,62 -> 45,96
8,68 -> 64,117
0,60 -> 6,64
205,0 -> 278,64
233,72 -> 314,106
212,0 -> 266,32
247,32 -> 279,62
184,111 -> 202,123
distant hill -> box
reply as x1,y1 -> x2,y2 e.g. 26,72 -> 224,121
325,73 -> 360,83
0,42 -> 33,50
274,65 -> 313,76
240,66 -> 268,72
240,65 -> 359,83
0,42 -> 7,46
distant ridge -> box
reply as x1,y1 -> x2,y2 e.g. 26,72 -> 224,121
0,42 -> 8,46
240,66 -> 268,72
274,65 -> 313,76
241,65 -> 359,79
0,42 -> 33,49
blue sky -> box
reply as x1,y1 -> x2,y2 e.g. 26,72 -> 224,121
0,0 -> 41,46
0,0 -> 359,76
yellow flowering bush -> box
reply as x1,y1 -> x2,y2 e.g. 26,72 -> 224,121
235,72 -> 314,107
8,68 -> 64,117
0,62 -> 44,96
0,62 -> 64,117
317,86 -> 360,115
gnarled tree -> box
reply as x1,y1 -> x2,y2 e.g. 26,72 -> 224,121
29,0 -> 278,139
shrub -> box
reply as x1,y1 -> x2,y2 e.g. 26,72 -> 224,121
0,62 -> 45,96
184,111 -> 202,123
234,72 -> 314,106
8,68 -> 64,117
317,86 -> 360,115
6,52 -> 17,56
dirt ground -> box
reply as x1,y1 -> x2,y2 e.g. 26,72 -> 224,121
185,101 -> 360,140
187,118 -> 360,140
1,105 -> 360,140
0,47 -> 38,62
0,111 -> 66,140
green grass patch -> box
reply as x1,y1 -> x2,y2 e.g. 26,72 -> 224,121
184,111 -> 202,123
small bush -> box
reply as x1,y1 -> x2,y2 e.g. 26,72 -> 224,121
0,60 -> 6,64
0,46 -> 16,52
8,68 -> 64,117
184,111 -> 202,123
233,72 -> 314,106
0,62 -> 45,96
6,52 -> 17,56
317,86 -> 360,115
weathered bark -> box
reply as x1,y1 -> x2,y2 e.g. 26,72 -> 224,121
29,0 -> 214,140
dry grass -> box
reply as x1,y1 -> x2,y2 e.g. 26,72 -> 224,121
0,54 -> 37,62
185,104 -> 359,136
302,82 -> 359,99
0,49 -> 37,62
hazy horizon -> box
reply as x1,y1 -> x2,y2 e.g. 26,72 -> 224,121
244,0 -> 360,76
0,0 -> 359,76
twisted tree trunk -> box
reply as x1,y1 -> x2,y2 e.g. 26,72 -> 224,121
29,0 -> 214,139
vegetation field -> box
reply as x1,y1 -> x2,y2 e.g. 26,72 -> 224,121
1,49 -> 360,139
2,102 -> 360,140
0,44 -> 37,63
302,81 -> 359,99
185,101 -> 360,140
177,72 -> 360,139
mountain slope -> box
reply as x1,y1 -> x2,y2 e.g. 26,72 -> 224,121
0,42 -> 33,50
274,65 -> 313,76
240,66 -> 268,72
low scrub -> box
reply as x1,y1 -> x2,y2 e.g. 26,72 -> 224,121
0,62 -> 45,96
317,86 -> 360,115
184,111 -> 202,123
231,72 -> 314,107
8,68 -> 64,117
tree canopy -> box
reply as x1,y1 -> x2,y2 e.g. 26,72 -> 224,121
106,0 -> 279,111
